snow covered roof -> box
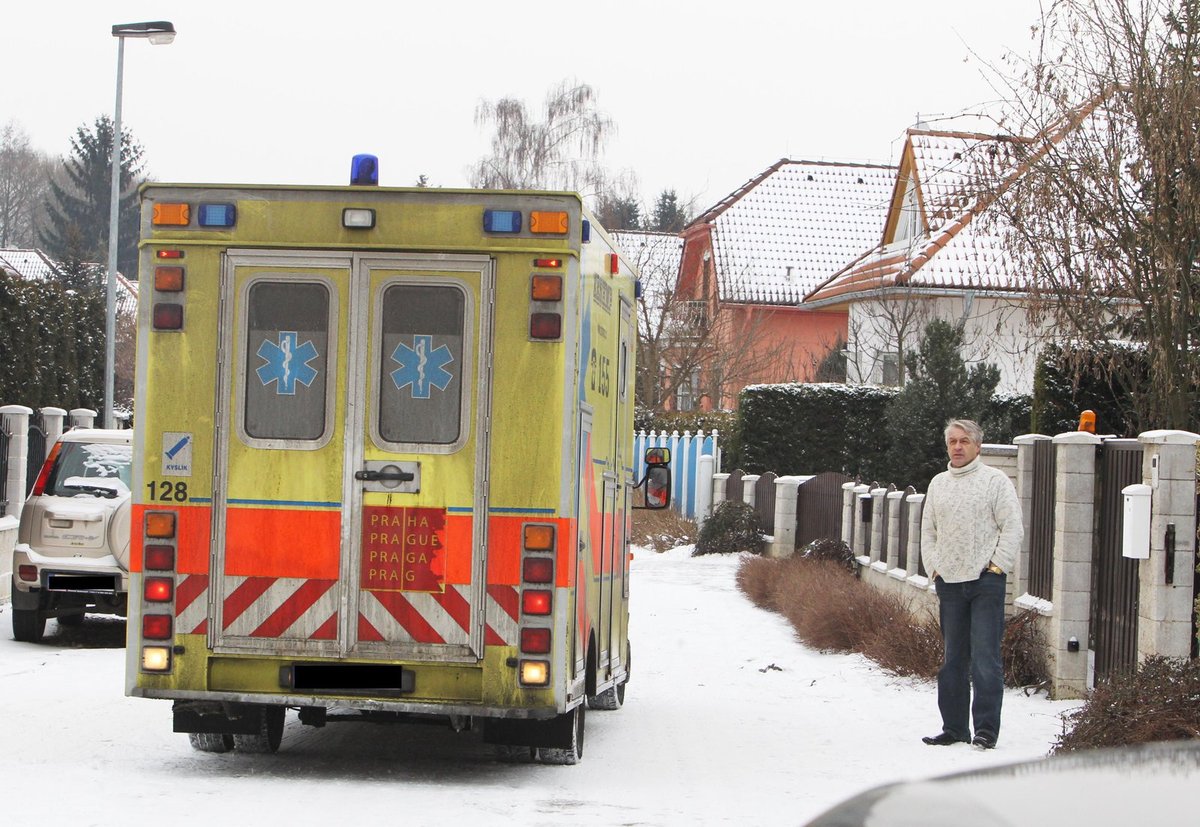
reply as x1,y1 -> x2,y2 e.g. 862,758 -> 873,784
611,230 -> 684,282
0,248 -> 137,316
690,158 -> 896,305
803,128 -> 1037,306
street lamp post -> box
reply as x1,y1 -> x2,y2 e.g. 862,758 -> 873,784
105,21 -> 176,429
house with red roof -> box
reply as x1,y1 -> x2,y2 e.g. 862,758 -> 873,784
802,124 -> 1056,393
669,158 -> 896,410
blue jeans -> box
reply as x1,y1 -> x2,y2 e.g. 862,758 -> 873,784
934,572 -> 1006,741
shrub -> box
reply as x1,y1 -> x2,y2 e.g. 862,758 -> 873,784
799,537 -> 856,575
1002,609 -> 1050,689
694,500 -> 764,556
1054,656 -> 1200,753
629,508 -> 697,553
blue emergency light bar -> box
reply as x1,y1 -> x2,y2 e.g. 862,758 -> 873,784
483,209 -> 522,234
351,154 -> 379,186
197,203 -> 236,228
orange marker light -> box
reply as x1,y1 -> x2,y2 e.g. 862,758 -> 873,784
152,203 -> 190,226
154,266 -> 185,292
145,512 -> 177,539
531,275 -> 562,302
523,524 -> 555,551
529,211 -> 569,234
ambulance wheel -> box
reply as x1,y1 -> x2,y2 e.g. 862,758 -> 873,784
233,706 -> 285,754
538,704 -> 585,765
188,732 -> 235,753
12,607 -> 45,643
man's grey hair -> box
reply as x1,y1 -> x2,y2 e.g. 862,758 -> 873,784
944,419 -> 984,446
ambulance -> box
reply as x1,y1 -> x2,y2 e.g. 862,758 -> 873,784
124,157 -> 670,764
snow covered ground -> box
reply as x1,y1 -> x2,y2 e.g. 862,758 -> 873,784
0,546 -> 1080,826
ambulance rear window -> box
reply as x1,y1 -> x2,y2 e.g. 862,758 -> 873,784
377,283 -> 465,446
244,280 -> 331,441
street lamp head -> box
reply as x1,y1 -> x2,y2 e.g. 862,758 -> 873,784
112,21 -> 176,45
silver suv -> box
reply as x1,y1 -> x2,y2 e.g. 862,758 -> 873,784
10,429 -> 133,642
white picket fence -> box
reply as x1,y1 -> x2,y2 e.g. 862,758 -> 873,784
633,429 -> 721,522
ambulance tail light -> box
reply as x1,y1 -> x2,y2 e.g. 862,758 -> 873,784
529,312 -> 561,340
152,303 -> 183,330
144,577 -> 174,603
154,266 -> 185,292
521,589 -> 552,616
519,660 -> 550,686
522,556 -> 554,584
143,545 -> 175,571
530,275 -> 562,302
141,646 -> 172,672
30,443 -> 62,496
520,627 -> 551,654
142,614 -> 173,640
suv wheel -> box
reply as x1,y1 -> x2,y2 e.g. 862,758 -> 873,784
12,607 -> 46,643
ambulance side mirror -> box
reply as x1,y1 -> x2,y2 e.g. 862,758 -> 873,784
634,448 -> 671,510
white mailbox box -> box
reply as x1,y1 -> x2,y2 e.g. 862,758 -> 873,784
1122,483 -> 1152,559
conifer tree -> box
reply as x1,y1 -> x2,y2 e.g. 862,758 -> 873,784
41,116 -> 145,279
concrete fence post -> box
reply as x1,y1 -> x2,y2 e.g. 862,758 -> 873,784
851,484 -> 870,561
1135,430 -> 1200,661
905,493 -> 926,582
868,487 -> 887,566
40,407 -> 67,448
769,476 -> 804,558
1049,431 -> 1101,699
70,408 -> 98,429
2,405 -> 34,520
886,489 -> 904,573
741,474 -> 760,509
712,473 -> 729,508
841,482 -> 857,547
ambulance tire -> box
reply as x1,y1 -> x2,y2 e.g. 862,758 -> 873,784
233,705 -> 285,754
12,606 -> 46,643
188,732 -> 235,753
538,704 -> 585,765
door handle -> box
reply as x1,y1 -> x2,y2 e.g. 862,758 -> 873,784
355,469 -> 415,482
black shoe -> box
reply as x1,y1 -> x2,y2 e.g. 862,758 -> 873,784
922,732 -> 968,746
972,732 -> 997,749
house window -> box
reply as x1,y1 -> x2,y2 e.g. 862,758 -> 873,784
880,351 -> 900,387
893,175 -> 922,245
675,368 -> 701,411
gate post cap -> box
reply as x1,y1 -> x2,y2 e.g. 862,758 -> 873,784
1137,430 -> 1200,446
905,492 -> 925,503
1013,433 -> 1052,445
1052,431 -> 1101,445
0,405 -> 33,415
38,407 -> 67,416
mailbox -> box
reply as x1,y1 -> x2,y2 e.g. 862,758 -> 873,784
1121,483 -> 1151,559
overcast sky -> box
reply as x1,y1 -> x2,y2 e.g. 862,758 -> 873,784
4,0 -> 1049,215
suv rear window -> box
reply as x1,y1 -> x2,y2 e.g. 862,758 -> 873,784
45,442 -> 133,497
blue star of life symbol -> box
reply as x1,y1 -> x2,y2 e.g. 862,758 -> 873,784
256,331 -> 319,395
390,334 -> 454,399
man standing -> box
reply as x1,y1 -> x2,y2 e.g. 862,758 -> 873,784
920,419 -> 1022,749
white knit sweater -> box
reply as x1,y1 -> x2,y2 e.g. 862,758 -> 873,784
920,456 -> 1022,583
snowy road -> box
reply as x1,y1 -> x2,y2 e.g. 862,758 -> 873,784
0,548 -> 1079,826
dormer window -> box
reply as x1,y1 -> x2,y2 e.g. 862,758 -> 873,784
893,174 -> 923,245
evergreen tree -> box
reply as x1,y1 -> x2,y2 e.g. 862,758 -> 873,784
593,192 -> 642,230
883,319 -> 1000,489
41,116 -> 145,279
650,189 -> 688,232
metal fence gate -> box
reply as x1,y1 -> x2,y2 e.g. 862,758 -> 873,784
1028,439 -> 1056,600
795,472 -> 852,549
0,423 -> 9,513
754,472 -> 777,533
1091,439 -> 1143,684
24,415 -> 48,497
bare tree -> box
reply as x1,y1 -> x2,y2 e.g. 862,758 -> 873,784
988,0 -> 1200,430
470,80 -> 615,202
630,241 -> 805,412
0,121 -> 53,248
